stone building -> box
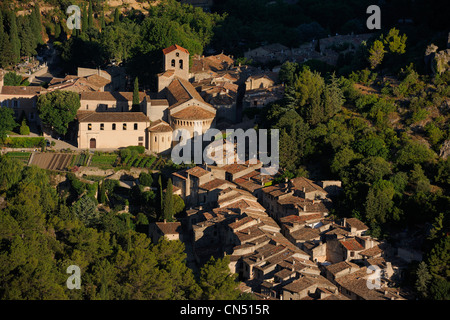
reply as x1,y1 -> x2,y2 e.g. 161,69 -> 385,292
76,112 -> 150,149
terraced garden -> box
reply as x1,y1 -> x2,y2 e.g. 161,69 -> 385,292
5,152 -> 31,164
30,153 -> 74,171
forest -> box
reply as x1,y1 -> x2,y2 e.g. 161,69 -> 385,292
253,29 -> 450,299
0,155 -> 248,300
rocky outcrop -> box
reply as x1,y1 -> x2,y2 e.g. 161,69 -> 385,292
424,33 -> 450,75
439,140 -> 450,159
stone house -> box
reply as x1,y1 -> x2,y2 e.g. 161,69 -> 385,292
148,220 -> 183,244
0,83 -> 45,123
281,274 -> 338,300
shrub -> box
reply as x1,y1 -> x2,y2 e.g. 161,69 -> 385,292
19,119 -> 30,135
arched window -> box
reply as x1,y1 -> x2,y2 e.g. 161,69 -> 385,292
100,123 -> 104,130
179,59 -> 183,69
171,59 -> 175,67
112,123 -> 116,130
123,123 -> 127,130
155,136 -> 157,142
134,123 -> 138,130
88,123 -> 92,130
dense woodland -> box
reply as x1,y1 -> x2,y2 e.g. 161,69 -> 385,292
0,0 -> 449,300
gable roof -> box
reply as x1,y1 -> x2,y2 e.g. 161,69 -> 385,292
77,111 -> 150,123
166,77 -> 211,109
162,44 -> 189,55
80,91 -> 146,102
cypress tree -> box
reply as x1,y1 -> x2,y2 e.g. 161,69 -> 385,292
158,175 -> 163,218
5,11 -> 21,63
18,16 -> 36,57
31,5 -> 43,45
162,178 -> 174,222
100,11 -> 106,31
81,4 -> 88,33
114,8 -> 120,25
132,77 -> 140,111
0,32 -> 15,67
87,1 -> 94,29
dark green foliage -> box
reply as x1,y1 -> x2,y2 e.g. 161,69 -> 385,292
36,90 -> 80,135
162,178 -> 174,222
0,157 -> 239,300
0,107 -> 17,140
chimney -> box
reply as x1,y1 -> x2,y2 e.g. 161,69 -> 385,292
342,218 -> 347,227
163,219 -> 167,223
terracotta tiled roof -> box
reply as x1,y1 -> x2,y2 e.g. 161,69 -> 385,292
290,227 -> 321,241
170,105 -> 215,120
290,176 -> 327,194
360,245 -> 383,257
280,213 -> 324,226
0,86 -> 46,95
340,238 -> 365,251
155,221 -> 182,235
186,166 -> 210,178
325,261 -> 360,276
77,111 -> 150,123
162,44 -> 189,55
80,91 -> 146,102
346,218 -> 369,231
148,120 -> 173,132
199,178 -> 234,191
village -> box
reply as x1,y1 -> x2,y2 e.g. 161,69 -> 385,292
0,39 -> 427,301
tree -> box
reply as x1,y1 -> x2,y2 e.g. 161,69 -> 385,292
139,172 -> 153,187
279,61 -> 298,86
368,40 -> 385,69
19,119 -> 30,135
355,156 -> 392,183
0,107 -> 17,140
162,178 -> 174,222
199,256 -> 240,300
415,261 -> 432,299
382,28 -> 407,55
365,179 -> 395,224
4,11 -> 21,64
88,1 -> 94,29
0,32 -> 15,67
36,91 -> 80,135
114,8 -> 120,25
72,195 -> 98,226
323,73 -> 345,119
132,77 -> 140,111
409,164 -> 431,193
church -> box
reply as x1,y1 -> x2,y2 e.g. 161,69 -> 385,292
76,44 -> 217,153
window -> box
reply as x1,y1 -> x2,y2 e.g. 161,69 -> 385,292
134,123 -> 138,130
162,137 -> 164,142
100,123 -> 104,130
112,123 -> 116,130
86,104 -> 89,110
171,59 -> 175,67
176,52 -> 179,57
13,100 -> 18,108
123,123 -> 127,130
179,59 -> 183,69
138,136 -> 144,142
155,136 -> 157,142
88,123 -> 92,130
